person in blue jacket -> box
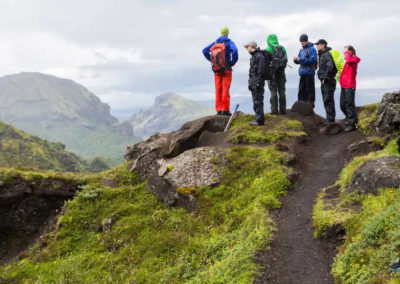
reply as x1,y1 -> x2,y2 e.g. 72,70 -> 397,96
202,27 -> 238,116
293,34 -> 317,107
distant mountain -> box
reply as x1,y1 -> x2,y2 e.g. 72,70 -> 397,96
0,120 -> 89,172
130,93 -> 214,138
0,72 -> 138,165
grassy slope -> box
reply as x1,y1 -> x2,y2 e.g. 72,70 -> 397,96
0,114 -> 303,283
15,121 -> 133,166
313,140 -> 400,284
0,121 -> 88,172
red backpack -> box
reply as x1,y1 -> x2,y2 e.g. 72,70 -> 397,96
210,43 -> 230,73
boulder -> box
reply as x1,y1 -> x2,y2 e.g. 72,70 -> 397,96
374,91 -> 400,134
158,147 -> 222,189
125,115 -> 229,179
291,101 -> 314,116
124,115 -> 229,211
347,156 -> 400,194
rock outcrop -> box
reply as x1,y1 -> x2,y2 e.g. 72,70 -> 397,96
347,156 -> 400,194
374,91 -> 400,134
291,101 -> 314,116
125,115 -> 230,211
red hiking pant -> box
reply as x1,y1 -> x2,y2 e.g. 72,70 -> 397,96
214,70 -> 232,112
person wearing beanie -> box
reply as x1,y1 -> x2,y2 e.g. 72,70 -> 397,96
315,39 -> 338,123
202,27 -> 238,116
244,41 -> 267,126
293,33 -> 317,107
265,34 -> 288,115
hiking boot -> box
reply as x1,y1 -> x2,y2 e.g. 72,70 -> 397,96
279,110 -> 286,115
344,125 -> 356,132
249,121 -> 264,126
390,258 -> 400,272
322,120 -> 335,126
220,111 -> 232,116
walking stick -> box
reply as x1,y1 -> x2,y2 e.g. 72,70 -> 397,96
224,104 -> 239,132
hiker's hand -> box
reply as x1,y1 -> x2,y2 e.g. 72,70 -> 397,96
293,56 -> 299,62
322,79 -> 325,85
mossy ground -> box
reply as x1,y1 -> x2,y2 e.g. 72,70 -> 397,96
357,103 -> 379,136
228,114 -> 306,144
313,139 -> 400,283
0,114 -> 296,283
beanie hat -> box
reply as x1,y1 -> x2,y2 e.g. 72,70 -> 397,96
299,34 -> 308,42
220,27 -> 229,36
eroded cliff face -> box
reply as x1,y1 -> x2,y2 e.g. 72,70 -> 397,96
0,173 -> 83,264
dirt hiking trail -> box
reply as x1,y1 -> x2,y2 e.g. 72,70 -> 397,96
255,111 -> 364,284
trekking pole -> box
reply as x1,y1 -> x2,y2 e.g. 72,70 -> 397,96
224,104 -> 239,132
287,64 -> 294,69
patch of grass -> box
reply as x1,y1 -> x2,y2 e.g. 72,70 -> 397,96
0,147 -> 291,283
228,114 -> 306,144
332,188 -> 400,284
312,139 -> 400,283
357,103 -> 379,135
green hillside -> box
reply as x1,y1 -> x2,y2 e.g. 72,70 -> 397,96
0,120 -> 88,172
0,114 -> 304,283
0,72 -> 138,165
131,93 -> 214,138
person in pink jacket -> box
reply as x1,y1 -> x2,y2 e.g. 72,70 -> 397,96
340,45 -> 361,132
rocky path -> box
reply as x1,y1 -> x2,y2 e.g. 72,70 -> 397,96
255,113 -> 363,284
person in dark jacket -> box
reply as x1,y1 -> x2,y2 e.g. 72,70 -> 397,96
294,34 -> 317,107
315,39 -> 337,123
244,41 -> 266,126
203,27 -> 238,116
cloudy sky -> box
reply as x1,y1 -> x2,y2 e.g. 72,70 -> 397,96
0,0 -> 399,114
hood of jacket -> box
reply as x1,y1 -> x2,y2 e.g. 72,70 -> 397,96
267,34 -> 279,47
216,35 -> 231,43
302,42 -> 314,49
319,46 -> 332,55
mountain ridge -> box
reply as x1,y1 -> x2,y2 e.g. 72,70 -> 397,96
0,72 -> 138,165
130,92 -> 214,138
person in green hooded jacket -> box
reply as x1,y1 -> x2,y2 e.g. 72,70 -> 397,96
266,34 -> 288,115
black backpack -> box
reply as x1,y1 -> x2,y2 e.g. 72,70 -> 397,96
271,46 -> 287,71
261,50 -> 273,80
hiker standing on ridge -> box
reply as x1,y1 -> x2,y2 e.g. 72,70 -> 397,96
266,34 -> 287,115
202,27 -> 238,116
340,45 -> 361,132
315,39 -> 338,124
293,34 -> 317,107
244,41 -> 267,126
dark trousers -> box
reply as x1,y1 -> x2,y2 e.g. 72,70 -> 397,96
321,79 -> 336,122
298,75 -> 315,107
268,70 -> 286,114
340,88 -> 357,126
251,84 -> 265,124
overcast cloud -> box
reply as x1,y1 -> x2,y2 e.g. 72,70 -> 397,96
0,0 -> 399,111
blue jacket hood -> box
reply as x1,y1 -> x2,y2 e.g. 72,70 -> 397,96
303,42 -> 313,49
216,35 -> 231,43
